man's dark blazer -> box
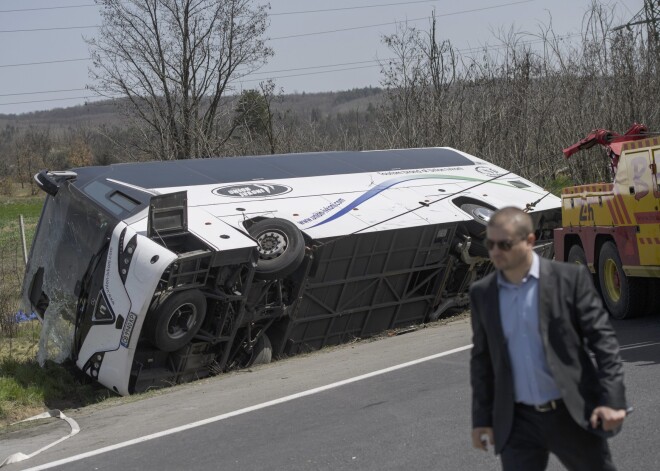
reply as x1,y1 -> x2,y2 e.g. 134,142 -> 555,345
469,257 -> 627,454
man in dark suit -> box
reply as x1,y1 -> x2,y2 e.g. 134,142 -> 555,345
469,207 -> 628,470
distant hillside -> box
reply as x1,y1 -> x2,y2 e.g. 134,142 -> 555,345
0,87 -> 385,130
0,100 -> 124,129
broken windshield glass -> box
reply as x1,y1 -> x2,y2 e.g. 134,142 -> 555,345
23,184 -> 116,365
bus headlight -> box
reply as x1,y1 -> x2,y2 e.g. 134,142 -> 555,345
118,229 -> 138,285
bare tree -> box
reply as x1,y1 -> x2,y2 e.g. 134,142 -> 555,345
13,128 -> 51,194
87,0 -> 272,160
379,22 -> 427,148
378,14 -> 459,149
375,1 -> 660,189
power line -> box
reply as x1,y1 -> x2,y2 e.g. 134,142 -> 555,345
0,25 -> 97,33
250,59 -> 385,76
0,0 -> 541,67
0,0 -> 573,107
0,58 -> 90,68
248,33 -> 580,81
270,16 -> 429,41
242,64 -> 381,83
0,0 -> 533,35
1,1 -> 431,15
0,33 -> 580,102
270,0 -> 530,16
0,95 -> 100,107
0,0 -> 534,16
0,3 -> 96,13
0,88 -> 87,98
271,1 -> 536,40
1,28 -> 580,71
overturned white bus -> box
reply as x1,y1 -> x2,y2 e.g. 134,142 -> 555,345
23,148 -> 561,395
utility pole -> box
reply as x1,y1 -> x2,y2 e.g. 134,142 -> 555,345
613,1 -> 660,68
613,1 -> 660,43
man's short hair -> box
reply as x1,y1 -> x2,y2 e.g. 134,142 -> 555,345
488,207 -> 534,239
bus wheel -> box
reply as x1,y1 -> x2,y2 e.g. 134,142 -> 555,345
234,334 -> 273,369
248,218 -> 305,279
249,334 -> 272,366
597,241 -> 643,320
567,245 -> 587,266
147,290 -> 207,352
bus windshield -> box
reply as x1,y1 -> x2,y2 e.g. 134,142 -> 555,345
23,184 -> 116,365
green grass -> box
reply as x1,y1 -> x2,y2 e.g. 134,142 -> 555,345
0,322 -> 114,426
0,193 -> 42,263
0,197 -> 44,221
0,356 -> 113,425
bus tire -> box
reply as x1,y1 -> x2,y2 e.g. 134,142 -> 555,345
248,218 -> 305,279
597,241 -> 644,320
233,333 -> 273,369
147,290 -> 207,352
249,334 -> 272,366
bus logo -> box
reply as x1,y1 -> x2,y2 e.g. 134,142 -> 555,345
475,166 -> 502,177
212,183 -> 292,198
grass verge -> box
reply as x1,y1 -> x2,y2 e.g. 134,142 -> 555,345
0,322 -> 114,427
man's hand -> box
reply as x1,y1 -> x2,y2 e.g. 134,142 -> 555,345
590,406 -> 627,431
471,427 -> 494,451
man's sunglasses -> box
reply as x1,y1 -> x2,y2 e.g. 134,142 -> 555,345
485,236 -> 526,251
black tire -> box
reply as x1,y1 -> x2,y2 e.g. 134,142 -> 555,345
567,245 -> 588,267
597,241 -> 644,320
568,244 -> 599,290
249,334 -> 272,366
247,218 -> 305,279
233,334 -> 273,369
146,290 -> 207,352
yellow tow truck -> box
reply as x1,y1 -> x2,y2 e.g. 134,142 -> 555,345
554,123 -> 660,319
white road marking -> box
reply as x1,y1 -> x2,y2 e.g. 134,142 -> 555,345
619,341 -> 660,351
21,344 -> 472,471
0,410 -> 79,468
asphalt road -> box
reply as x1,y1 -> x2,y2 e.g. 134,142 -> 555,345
4,314 -> 660,471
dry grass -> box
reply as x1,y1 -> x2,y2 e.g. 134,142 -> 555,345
0,321 -> 40,359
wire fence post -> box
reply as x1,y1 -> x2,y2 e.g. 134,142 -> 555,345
19,214 -> 28,266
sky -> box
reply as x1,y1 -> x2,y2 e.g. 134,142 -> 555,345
0,0 -> 643,115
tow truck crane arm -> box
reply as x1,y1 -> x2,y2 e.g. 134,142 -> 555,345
562,123 -> 648,174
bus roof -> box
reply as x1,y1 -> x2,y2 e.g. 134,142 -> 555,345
71,148 -> 474,189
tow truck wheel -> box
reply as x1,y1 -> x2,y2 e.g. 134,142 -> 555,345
597,241 -> 643,320
147,290 -> 207,352
248,218 -> 305,280
567,244 -> 589,267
